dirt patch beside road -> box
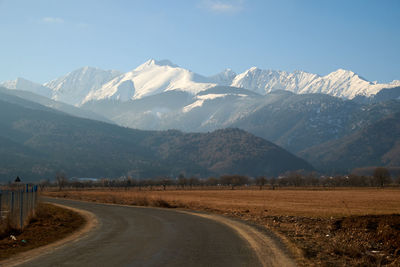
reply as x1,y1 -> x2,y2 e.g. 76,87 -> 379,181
181,210 -> 296,267
0,202 -> 95,266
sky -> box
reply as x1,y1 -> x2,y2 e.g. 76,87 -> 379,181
0,0 -> 399,83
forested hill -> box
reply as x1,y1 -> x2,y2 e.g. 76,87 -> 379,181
0,92 -> 313,182
300,112 -> 400,173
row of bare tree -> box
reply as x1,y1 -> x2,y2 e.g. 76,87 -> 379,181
38,167 -> 400,191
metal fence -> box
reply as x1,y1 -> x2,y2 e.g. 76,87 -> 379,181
0,185 -> 38,230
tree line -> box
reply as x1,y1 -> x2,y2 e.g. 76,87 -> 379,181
36,167 -> 400,191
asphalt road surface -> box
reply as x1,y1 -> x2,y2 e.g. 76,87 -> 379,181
19,198 -> 263,267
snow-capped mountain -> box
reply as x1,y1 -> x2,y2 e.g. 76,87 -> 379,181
83,60 -> 398,104
45,66 -> 121,106
208,69 -> 237,86
1,59 -> 399,107
231,68 -> 319,95
298,69 -> 399,99
82,59 -> 216,104
231,68 -> 400,99
82,59 -> 398,103
0,77 -> 53,98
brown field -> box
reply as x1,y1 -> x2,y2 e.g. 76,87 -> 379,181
43,188 -> 400,266
44,187 -> 400,217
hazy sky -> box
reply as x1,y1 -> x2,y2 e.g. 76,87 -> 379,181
0,0 -> 399,83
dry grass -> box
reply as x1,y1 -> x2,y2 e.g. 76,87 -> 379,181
44,188 -> 400,217
43,188 -> 400,266
0,203 -> 85,261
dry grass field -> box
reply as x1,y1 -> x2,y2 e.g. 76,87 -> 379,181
43,187 -> 400,217
43,188 -> 400,266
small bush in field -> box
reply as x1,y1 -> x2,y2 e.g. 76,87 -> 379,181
151,198 -> 175,208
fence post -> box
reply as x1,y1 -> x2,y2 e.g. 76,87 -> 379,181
32,186 -> 35,213
20,190 -> 23,229
11,191 -> 14,216
30,186 -> 32,216
0,191 -> 2,220
34,185 -> 38,213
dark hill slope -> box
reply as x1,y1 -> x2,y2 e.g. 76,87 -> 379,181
144,128 -> 313,176
0,87 -> 111,123
230,91 -> 400,153
0,94 -> 312,181
300,112 -> 400,173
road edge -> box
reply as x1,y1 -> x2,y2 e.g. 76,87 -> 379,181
0,202 -> 98,267
178,210 -> 297,267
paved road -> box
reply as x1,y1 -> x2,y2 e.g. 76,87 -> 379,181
20,198 -> 262,267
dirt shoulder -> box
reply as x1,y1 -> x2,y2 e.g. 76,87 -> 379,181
180,210 -> 296,267
42,188 -> 400,266
0,202 -> 96,266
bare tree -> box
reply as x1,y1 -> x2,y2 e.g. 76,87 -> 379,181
160,178 -> 172,191
269,177 -> 276,190
373,167 -> 391,188
178,174 -> 187,189
255,176 -> 267,190
188,176 -> 199,189
219,175 -> 249,190
146,179 -> 155,191
55,171 -> 68,191
205,177 -> 218,187
39,179 -> 50,191
287,171 -> 304,187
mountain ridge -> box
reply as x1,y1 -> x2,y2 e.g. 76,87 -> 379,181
1,59 -> 399,106
0,92 -> 313,181
300,111 -> 400,173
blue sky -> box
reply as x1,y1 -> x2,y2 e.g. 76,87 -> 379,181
0,0 -> 399,83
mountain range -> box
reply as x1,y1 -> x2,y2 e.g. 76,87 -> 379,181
0,89 -> 312,181
1,59 -> 399,175
2,59 -> 399,107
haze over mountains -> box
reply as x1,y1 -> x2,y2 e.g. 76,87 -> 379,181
1,59 -> 400,178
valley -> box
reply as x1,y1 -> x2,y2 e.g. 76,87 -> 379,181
2,2 -> 399,267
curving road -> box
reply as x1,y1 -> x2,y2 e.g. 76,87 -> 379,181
17,198 -> 266,267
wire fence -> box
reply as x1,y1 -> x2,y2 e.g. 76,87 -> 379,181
0,185 -> 39,230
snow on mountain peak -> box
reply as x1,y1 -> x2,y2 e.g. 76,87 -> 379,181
231,67 -> 317,95
135,59 -> 179,71
390,80 -> 400,86
2,77 -> 36,88
208,68 -> 237,85
44,66 -> 121,106
2,61 -> 399,106
83,59 -> 216,104
326,69 -> 361,80
230,66 -> 399,99
155,59 -> 179,68
295,68 -> 390,98
248,66 -> 259,72
0,77 -> 52,98
331,68 -> 354,74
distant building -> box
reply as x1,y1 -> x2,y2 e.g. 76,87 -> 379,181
14,176 -> 21,183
